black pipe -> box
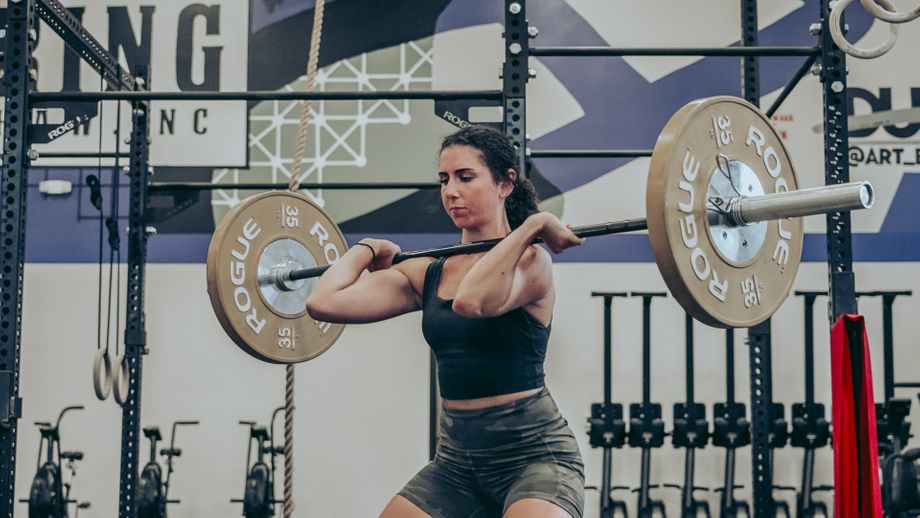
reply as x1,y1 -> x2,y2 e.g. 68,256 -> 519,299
604,297 -> 613,406
794,290 -> 830,517
429,352 -> 438,462
765,55 -> 818,118
686,314 -> 694,404
793,291 -> 826,406
854,290 -> 911,400
632,292 -> 666,517
530,46 -> 819,57
590,292 -> 628,518
529,149 -> 653,158
643,298 -> 652,405
627,292 -> 667,406
287,218 -> 650,281
679,313 -> 703,518
682,448 -> 696,518
883,294 -> 894,402
31,90 -> 503,103
804,294 -> 816,406
726,330 -> 735,405
601,296 -> 613,517
723,448 -> 737,511
149,182 -> 439,192
33,151 -> 130,159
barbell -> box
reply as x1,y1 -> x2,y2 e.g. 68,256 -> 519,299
206,96 -> 874,364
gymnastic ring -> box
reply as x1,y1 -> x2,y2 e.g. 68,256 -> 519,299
831,0 -> 899,59
859,0 -> 920,23
113,354 -> 131,406
92,349 -> 113,401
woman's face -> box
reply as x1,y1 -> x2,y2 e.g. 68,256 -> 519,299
438,145 -> 512,231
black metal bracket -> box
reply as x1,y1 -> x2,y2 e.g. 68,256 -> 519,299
503,0 -> 530,176
0,0 -> 37,511
0,372 -> 22,430
673,402 -> 710,449
35,0 -> 137,89
819,1 -> 857,321
434,99 -> 502,130
628,403 -> 666,448
588,402 -> 626,448
28,101 -> 98,144
118,65 -> 152,518
713,402 -> 752,448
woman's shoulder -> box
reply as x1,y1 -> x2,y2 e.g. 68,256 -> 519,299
392,257 -> 437,294
523,244 -> 553,274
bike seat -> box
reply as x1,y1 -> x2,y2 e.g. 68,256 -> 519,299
142,427 -> 163,442
160,447 -> 182,458
61,451 -> 84,461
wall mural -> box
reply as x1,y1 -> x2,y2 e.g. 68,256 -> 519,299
19,0 -> 919,263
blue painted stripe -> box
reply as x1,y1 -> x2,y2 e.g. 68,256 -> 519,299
24,230 -> 918,264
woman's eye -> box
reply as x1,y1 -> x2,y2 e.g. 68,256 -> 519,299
438,177 -> 448,184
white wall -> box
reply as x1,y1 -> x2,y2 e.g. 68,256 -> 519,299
14,261 -> 920,517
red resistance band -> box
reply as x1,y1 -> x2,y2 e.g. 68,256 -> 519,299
831,314 -> 883,517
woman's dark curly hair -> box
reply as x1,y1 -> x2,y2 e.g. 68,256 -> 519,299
440,125 -> 539,229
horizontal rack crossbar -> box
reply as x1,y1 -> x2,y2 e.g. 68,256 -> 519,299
149,182 -> 440,192
31,90 -> 503,102
33,152 -> 130,159
530,149 -> 653,158
530,46 -> 820,57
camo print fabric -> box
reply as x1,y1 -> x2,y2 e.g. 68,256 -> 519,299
398,387 -> 584,517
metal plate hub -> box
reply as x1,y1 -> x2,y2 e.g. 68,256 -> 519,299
707,159 -> 768,266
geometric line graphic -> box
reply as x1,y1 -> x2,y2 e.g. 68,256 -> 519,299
211,40 -> 433,210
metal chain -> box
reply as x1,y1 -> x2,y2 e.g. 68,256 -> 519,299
284,2 -> 326,515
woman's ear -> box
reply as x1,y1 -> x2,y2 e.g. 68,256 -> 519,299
500,169 -> 517,199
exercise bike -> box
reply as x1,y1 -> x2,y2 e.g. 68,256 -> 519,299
24,405 -> 89,518
137,420 -> 199,518
233,407 -> 286,517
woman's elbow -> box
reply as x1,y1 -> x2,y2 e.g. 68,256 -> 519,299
452,297 -> 496,318
305,294 -> 334,322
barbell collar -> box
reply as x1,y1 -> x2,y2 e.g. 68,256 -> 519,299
278,181 -> 871,284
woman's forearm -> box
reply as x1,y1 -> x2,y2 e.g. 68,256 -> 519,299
453,215 -> 545,316
308,243 -> 374,300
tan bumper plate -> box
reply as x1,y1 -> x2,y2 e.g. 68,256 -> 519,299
647,96 -> 804,328
207,191 -> 348,363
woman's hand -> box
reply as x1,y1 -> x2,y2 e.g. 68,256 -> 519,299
358,238 -> 402,272
528,212 -> 584,254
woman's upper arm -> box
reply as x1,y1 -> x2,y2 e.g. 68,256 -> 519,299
489,246 -> 554,315
306,262 -> 423,324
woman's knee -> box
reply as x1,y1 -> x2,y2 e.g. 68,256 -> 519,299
504,497 -> 574,518
380,495 -> 431,518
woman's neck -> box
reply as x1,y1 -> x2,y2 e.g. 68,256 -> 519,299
461,218 -> 512,244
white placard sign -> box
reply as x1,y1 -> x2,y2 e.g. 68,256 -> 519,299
29,0 -> 248,167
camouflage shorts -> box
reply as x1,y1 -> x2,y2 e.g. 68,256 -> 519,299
398,387 -> 585,517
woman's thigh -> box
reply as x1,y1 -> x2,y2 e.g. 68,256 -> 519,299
504,497 -> 573,518
380,495 -> 431,518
